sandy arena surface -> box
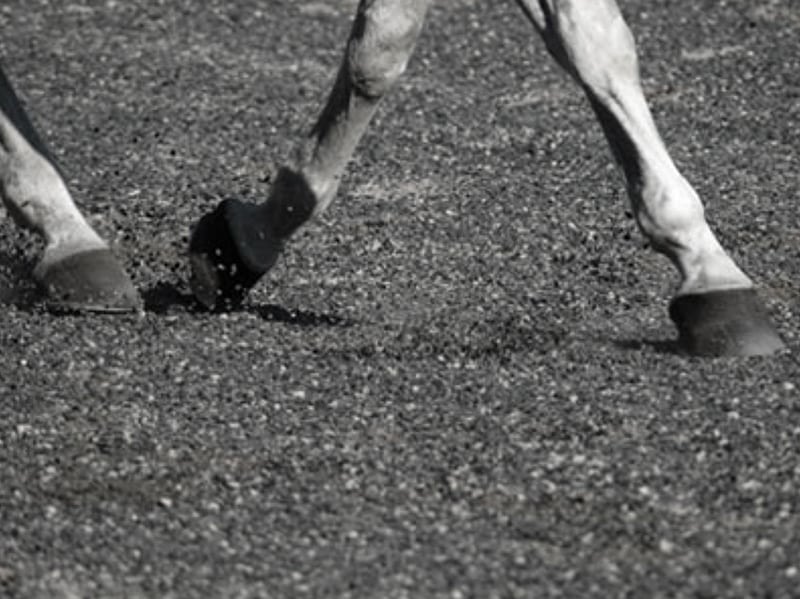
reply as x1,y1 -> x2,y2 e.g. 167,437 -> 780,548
1,1 -> 799,596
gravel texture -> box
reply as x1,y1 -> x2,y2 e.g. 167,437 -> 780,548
1,1 -> 799,597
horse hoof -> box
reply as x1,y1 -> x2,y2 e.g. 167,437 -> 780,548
34,248 -> 141,313
669,288 -> 785,357
188,198 -> 282,311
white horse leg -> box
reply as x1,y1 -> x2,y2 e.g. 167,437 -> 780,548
0,66 -> 140,311
189,0 -> 430,310
515,0 -> 784,356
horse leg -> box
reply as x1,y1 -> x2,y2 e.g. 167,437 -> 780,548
515,0 -> 784,356
189,0 -> 431,311
0,66 -> 140,311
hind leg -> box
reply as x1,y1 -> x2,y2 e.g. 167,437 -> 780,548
0,66 -> 140,312
516,0 -> 784,356
189,0 -> 430,311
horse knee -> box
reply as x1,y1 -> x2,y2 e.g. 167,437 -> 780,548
347,0 -> 427,99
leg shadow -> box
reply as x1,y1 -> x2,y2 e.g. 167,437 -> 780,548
142,282 -> 198,314
252,304 -> 352,328
142,281 -> 352,328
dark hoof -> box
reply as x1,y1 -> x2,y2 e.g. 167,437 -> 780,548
188,198 -> 282,311
669,288 -> 785,357
34,248 -> 141,313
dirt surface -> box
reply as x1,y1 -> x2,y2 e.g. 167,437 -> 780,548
1,1 -> 799,597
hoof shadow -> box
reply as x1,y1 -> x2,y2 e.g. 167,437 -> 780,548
252,304 -> 352,328
142,282 -> 198,314
142,282 -> 352,328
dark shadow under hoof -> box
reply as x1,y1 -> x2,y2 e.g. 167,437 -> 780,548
669,288 -> 785,357
34,248 -> 142,313
142,282 -> 198,314
253,304 -> 352,328
188,198 -> 282,312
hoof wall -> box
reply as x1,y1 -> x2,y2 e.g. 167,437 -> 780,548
669,288 -> 785,357
188,199 -> 282,311
35,248 -> 141,313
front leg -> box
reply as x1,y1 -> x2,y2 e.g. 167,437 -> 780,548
189,0 -> 431,311
516,0 -> 784,356
0,66 -> 140,312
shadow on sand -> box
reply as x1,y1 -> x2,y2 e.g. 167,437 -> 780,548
142,282 -> 351,328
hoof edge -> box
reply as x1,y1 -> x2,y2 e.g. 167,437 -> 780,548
188,198 -> 282,312
34,248 -> 141,313
669,288 -> 785,357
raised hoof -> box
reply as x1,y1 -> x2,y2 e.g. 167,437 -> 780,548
188,198 -> 282,311
34,248 -> 141,313
669,288 -> 785,357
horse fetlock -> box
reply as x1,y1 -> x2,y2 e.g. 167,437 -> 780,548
635,178 -> 705,253
0,150 -> 55,232
0,148 -> 101,249
635,181 -> 752,293
266,167 -> 321,237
